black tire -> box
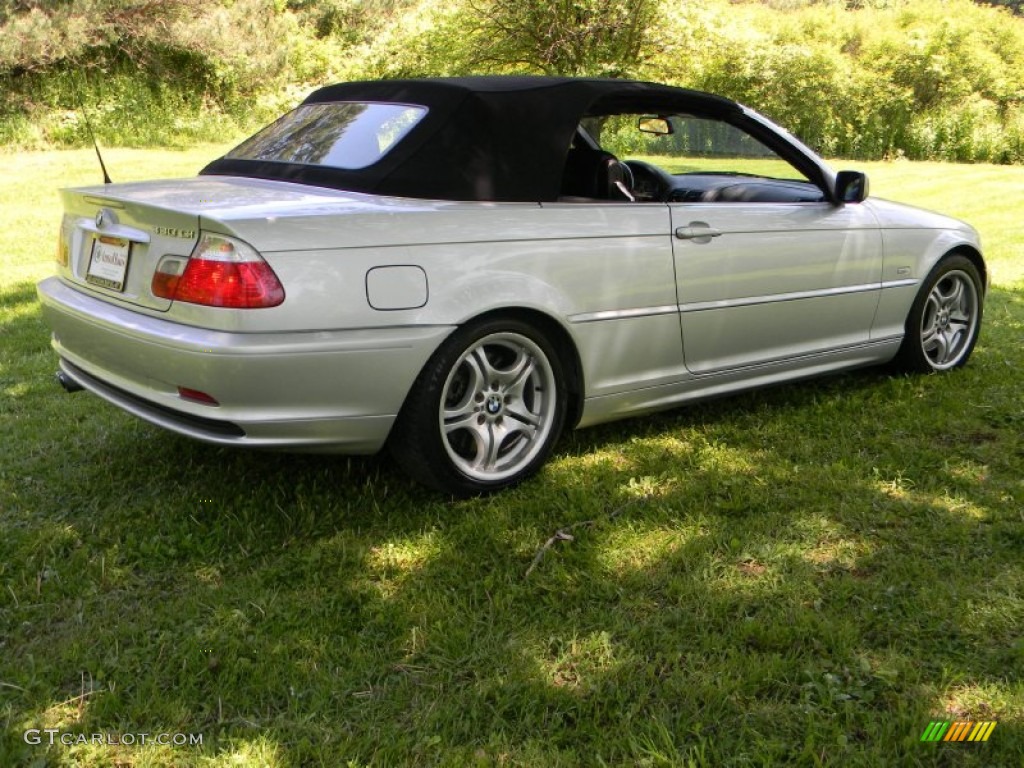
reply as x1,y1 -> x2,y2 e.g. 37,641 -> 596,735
893,253 -> 983,374
390,317 -> 567,496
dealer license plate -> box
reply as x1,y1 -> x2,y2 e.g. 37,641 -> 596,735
86,236 -> 131,292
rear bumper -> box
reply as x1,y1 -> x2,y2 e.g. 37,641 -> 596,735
37,277 -> 453,453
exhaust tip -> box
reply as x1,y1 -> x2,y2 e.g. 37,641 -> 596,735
56,370 -> 84,393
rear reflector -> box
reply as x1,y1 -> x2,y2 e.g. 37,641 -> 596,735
56,237 -> 69,267
177,387 -> 220,406
152,234 -> 284,308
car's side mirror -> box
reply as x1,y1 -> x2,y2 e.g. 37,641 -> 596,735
835,170 -> 869,204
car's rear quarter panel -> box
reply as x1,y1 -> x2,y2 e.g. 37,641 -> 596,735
215,200 -> 686,400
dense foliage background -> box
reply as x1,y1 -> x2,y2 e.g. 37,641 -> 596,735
2,0 -> 1024,161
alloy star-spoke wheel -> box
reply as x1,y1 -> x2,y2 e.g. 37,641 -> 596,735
439,331 -> 558,483
918,269 -> 979,370
894,254 -> 984,375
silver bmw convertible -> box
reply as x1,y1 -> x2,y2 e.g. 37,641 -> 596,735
37,76 -> 985,495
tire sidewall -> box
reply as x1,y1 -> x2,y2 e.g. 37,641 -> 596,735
899,254 -> 983,373
392,317 -> 568,495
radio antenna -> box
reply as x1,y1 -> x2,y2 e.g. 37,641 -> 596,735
74,70 -> 112,184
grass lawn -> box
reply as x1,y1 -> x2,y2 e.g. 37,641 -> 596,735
1,148 -> 1022,766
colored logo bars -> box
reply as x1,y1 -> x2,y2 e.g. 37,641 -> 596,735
920,721 -> 997,742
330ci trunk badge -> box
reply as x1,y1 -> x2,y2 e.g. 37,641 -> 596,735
154,226 -> 196,239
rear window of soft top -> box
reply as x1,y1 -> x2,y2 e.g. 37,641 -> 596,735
226,102 -> 427,170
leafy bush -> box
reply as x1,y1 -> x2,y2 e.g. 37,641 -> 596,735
352,0 -> 480,79
2,0 -> 1024,161
0,0 -> 293,147
671,0 -> 1024,162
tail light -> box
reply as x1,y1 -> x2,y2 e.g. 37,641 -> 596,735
152,233 -> 285,308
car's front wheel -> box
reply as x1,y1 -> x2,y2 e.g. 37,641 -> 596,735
391,318 -> 567,495
893,253 -> 983,373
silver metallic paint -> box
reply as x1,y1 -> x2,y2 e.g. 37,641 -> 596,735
39,277 -> 452,450
38,175 -> 983,454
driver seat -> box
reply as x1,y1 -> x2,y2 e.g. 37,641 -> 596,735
560,146 -> 633,201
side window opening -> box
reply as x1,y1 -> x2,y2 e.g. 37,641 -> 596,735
561,113 -> 824,204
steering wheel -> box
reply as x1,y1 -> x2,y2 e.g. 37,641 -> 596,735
618,161 -> 634,190
623,160 -> 672,202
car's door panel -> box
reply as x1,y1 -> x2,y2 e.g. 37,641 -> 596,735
536,203 -> 687,397
670,202 -> 884,373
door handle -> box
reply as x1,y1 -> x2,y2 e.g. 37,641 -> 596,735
675,224 -> 722,243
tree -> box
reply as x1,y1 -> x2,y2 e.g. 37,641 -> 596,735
469,0 -> 656,76
0,0 -> 207,76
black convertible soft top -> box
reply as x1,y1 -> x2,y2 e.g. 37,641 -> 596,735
201,76 -> 749,203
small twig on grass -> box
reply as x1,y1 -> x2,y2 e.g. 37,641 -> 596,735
524,530 -> 576,578
40,675 -> 104,718
524,493 -> 651,578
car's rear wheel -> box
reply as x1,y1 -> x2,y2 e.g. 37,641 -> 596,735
390,318 -> 567,495
893,253 -> 983,373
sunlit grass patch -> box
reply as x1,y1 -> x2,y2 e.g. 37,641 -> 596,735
533,630 -> 622,692
366,531 -> 443,599
937,684 -> 1024,722
595,525 -> 695,574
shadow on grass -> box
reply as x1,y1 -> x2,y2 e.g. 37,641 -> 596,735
1,284 -> 1022,766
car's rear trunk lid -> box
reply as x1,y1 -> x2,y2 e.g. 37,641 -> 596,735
57,176 -> 399,313
59,186 -> 202,312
